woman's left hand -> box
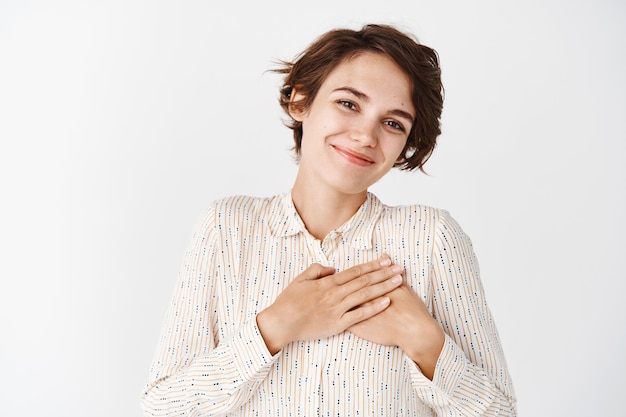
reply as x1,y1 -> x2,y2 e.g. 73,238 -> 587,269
348,282 -> 445,380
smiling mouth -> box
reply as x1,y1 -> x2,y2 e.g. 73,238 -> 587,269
332,145 -> 375,166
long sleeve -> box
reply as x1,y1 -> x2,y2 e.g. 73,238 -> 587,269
141,193 -> 517,416
408,210 -> 517,416
140,206 -> 279,416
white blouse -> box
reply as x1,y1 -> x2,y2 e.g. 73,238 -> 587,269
141,192 -> 516,416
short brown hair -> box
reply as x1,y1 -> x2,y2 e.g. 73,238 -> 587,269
274,24 -> 444,172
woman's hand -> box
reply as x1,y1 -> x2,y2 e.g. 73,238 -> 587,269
256,255 -> 403,355
348,283 -> 445,380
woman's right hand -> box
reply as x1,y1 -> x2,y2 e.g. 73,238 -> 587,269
256,255 -> 404,354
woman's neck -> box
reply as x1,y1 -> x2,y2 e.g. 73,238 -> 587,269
291,176 -> 367,240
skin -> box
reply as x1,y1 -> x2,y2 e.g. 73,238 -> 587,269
290,53 -> 415,238
256,52 -> 445,380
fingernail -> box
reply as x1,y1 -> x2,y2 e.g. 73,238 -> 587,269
379,255 -> 391,267
392,265 -> 403,273
380,297 -> 390,307
391,275 -> 402,284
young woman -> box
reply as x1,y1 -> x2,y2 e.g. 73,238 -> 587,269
141,24 -> 516,416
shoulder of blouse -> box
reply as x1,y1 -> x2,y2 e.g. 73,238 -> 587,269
202,193 -> 286,235
378,200 -> 453,229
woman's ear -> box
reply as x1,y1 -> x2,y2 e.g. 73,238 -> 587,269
288,87 -> 307,122
396,146 -> 413,163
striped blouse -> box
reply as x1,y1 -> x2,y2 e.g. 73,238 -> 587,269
141,192 -> 516,416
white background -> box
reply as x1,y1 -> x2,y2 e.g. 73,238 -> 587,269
1,1 -> 624,416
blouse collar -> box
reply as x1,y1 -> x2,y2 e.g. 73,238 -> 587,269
268,191 -> 384,250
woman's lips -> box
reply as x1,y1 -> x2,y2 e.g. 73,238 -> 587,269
332,145 -> 374,167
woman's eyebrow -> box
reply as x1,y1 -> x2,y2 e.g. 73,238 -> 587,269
332,86 -> 369,101
390,109 -> 415,123
332,86 -> 415,122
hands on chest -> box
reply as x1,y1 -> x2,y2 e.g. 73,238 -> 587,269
256,254 -> 445,380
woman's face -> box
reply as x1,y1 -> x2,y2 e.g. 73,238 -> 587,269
291,52 -> 415,197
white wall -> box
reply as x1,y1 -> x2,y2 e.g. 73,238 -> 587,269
1,1 -> 624,415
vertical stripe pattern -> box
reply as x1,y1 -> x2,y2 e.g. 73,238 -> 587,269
141,192 -> 516,416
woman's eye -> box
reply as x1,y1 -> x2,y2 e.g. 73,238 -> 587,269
337,100 -> 357,111
384,120 -> 405,132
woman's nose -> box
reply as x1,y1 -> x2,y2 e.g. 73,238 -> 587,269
350,119 -> 378,147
